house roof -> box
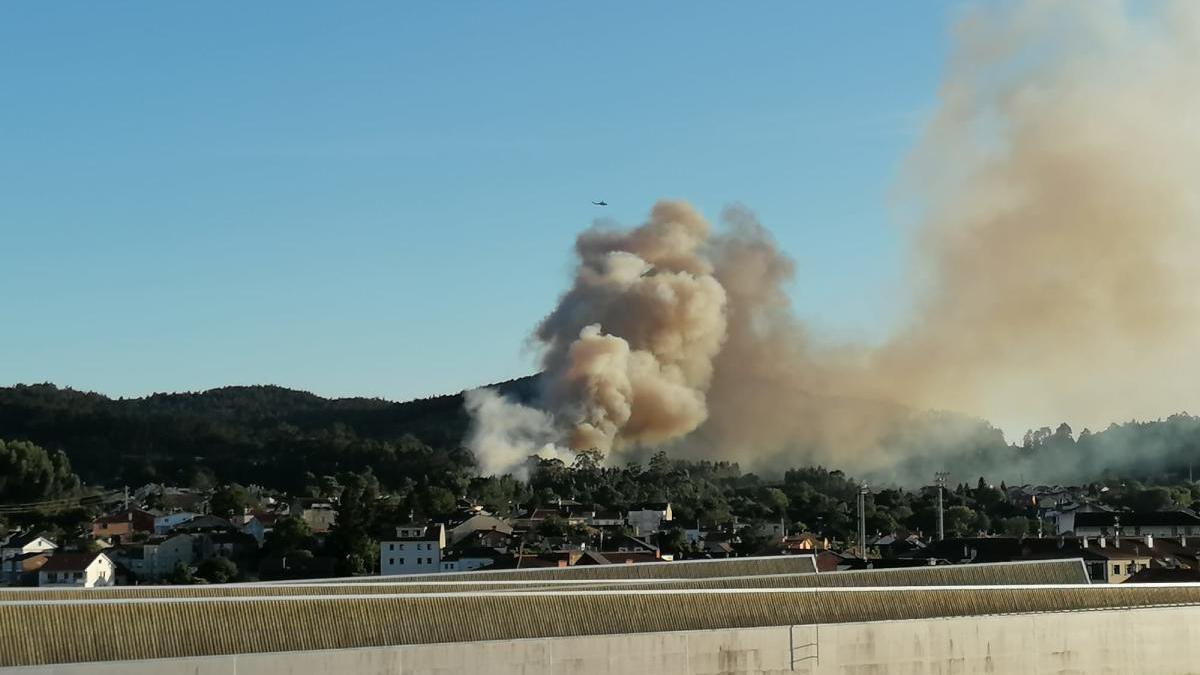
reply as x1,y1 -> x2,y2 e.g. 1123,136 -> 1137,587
1074,510 -> 1200,528
573,551 -> 612,565
249,512 -> 279,526
94,509 -> 157,526
1126,567 -> 1200,583
448,515 -> 513,541
598,552 -> 661,565
704,541 -> 734,554
40,552 -> 107,572
5,551 -> 52,565
903,537 -> 1085,563
604,534 -> 659,552
442,546 -> 502,562
1,531 -> 55,549
174,515 -> 235,532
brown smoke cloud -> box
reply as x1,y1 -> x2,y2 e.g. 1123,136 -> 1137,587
468,0 -> 1200,478
535,201 -> 727,452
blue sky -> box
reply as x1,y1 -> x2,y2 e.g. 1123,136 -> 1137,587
1,2 -> 955,401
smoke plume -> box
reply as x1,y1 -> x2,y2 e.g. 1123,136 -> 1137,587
467,0 -> 1200,481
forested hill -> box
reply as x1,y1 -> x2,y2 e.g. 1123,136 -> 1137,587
4,378 -> 1200,495
0,378 -> 538,492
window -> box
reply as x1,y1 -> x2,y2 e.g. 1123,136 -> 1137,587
399,558 -> 405,565
388,558 -> 394,565
397,544 -> 405,551
1112,564 -> 1120,575
389,544 -> 394,551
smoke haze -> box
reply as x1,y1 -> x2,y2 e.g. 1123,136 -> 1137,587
466,0 -> 1200,482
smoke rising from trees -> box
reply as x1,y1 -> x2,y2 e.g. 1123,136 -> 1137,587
467,0 -> 1200,481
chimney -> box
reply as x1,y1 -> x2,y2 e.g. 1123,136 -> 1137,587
1099,535 -> 1106,548
1145,534 -> 1154,549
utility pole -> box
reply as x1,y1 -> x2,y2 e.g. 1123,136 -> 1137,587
935,472 -> 949,541
857,484 -> 869,559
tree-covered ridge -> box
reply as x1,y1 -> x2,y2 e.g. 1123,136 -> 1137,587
2,380 -> 1199,499
0,380 -> 532,492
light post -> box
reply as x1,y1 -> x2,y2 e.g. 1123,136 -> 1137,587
935,472 -> 949,541
857,484 -> 870,558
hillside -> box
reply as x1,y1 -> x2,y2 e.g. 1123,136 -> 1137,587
3,377 -> 1200,493
0,378 -> 539,491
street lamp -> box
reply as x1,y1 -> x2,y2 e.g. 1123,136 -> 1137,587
934,472 -> 950,541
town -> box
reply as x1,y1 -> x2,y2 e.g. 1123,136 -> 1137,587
6,458 -> 1200,588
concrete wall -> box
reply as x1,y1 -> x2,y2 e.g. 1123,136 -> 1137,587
8,604 -> 1200,674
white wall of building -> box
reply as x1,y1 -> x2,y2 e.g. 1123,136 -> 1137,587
379,540 -> 441,575
37,554 -> 116,588
13,604 -> 1200,674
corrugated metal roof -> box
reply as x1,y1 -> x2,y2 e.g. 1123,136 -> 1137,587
0,559 -> 1087,602
277,553 -> 819,583
3,584 -> 1200,667
513,559 -> 1091,592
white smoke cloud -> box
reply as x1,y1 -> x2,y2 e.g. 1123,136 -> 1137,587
462,388 -> 573,479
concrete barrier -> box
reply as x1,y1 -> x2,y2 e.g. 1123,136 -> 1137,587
7,603 -> 1200,674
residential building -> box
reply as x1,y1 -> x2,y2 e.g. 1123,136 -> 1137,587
870,533 -> 926,559
758,521 -> 787,539
1068,511 -> 1200,538
1080,536 -> 1154,583
238,513 -> 276,547
783,532 -> 830,553
626,503 -> 672,536
446,515 -> 513,547
600,534 -> 661,564
439,546 -> 499,573
37,552 -> 116,588
199,531 -> 259,564
173,514 -> 235,534
153,511 -> 197,534
513,508 -> 589,530
589,510 -> 625,527
703,541 -> 735,557
1,551 -> 52,586
379,524 -> 446,575
115,534 -> 194,581
1,532 -> 57,562
92,509 -> 157,541
292,498 -> 337,533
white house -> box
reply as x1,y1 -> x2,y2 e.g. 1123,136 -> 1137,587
1,532 -> 57,562
626,503 -> 672,536
379,524 -> 445,575
588,510 -> 625,527
37,552 -> 116,588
